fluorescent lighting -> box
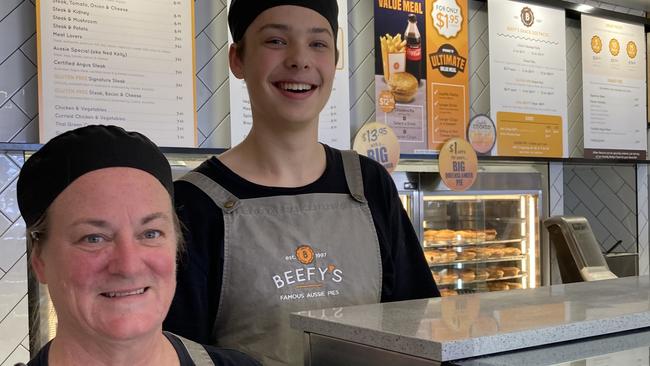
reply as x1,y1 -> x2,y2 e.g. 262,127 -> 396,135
576,4 -> 594,12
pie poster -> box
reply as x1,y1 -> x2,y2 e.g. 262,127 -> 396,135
582,15 -> 647,160
228,0 -> 351,149
37,0 -> 197,146
488,0 -> 568,157
425,0 -> 470,152
374,0 -> 428,154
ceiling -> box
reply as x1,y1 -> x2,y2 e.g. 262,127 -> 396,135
612,0 -> 650,13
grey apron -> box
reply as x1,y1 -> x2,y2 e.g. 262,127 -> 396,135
168,331 -> 215,366
179,150 -> 382,366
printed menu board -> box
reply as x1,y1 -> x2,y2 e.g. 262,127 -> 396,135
426,0 -> 469,152
229,0 -> 351,150
582,15 -> 647,160
37,0 -> 197,147
374,0 -> 428,153
488,0 -> 568,157
374,0 -> 469,154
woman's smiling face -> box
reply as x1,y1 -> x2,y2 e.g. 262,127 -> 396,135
31,167 -> 177,341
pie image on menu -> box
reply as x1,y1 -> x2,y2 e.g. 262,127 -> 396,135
590,35 -> 602,54
609,38 -> 620,56
388,72 -> 418,103
626,41 -> 637,59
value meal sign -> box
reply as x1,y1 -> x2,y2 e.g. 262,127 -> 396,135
37,0 -> 197,146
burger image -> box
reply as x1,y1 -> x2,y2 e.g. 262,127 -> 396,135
388,72 -> 418,103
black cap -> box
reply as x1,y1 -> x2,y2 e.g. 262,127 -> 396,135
228,0 -> 338,43
17,125 -> 173,227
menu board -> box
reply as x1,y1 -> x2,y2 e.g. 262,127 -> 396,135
426,0 -> 470,152
488,0 -> 568,157
582,15 -> 647,160
229,0 -> 351,150
37,0 -> 197,146
373,0 -> 428,154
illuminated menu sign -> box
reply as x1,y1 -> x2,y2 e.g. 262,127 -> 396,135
37,0 -> 197,146
582,15 -> 647,160
488,0 -> 568,157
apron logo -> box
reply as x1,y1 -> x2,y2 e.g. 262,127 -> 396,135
272,245 -> 344,301
296,245 -> 315,264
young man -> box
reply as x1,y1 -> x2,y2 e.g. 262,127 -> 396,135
164,1 -> 439,365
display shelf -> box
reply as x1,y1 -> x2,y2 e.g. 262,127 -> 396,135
423,238 -> 524,249
428,255 -> 527,267
435,273 -> 527,287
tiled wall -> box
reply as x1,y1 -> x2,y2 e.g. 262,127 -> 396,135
0,0 -> 647,363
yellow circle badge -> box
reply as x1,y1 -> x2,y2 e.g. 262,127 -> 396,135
609,38 -> 620,56
296,245 -> 315,265
590,35 -> 602,54
626,41 -> 637,59
439,138 -> 477,192
353,122 -> 401,173
378,90 -> 396,113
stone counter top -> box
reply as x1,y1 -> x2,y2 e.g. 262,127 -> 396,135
290,276 -> 650,361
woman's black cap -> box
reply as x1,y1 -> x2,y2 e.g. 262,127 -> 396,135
17,125 -> 173,227
228,0 -> 339,43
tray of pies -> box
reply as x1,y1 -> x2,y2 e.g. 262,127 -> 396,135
432,267 -> 527,286
423,228 -> 497,244
424,246 -> 524,266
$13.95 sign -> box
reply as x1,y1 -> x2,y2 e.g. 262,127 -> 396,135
432,0 -> 463,39
439,138 -> 477,191
353,122 -> 400,173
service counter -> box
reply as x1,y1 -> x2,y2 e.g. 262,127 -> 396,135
290,276 -> 650,365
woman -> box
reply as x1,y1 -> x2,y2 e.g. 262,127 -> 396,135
163,1 -> 439,365
17,125 -> 259,366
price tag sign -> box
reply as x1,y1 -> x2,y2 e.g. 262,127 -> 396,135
432,0 -> 463,39
439,138 -> 477,191
378,90 -> 396,113
353,122 -> 400,173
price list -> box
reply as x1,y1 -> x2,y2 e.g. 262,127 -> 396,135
38,0 -> 196,146
488,0 -> 567,157
581,15 -> 647,159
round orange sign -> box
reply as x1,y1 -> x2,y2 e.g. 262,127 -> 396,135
439,138 -> 478,191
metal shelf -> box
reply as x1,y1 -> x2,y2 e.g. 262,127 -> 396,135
435,273 -> 527,287
424,238 -> 524,249
428,255 -> 527,267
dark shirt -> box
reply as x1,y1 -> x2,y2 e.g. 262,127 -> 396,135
26,332 -> 260,365
164,145 -> 439,344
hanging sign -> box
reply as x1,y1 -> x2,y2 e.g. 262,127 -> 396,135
582,15 -> 647,159
426,0 -> 470,152
439,138 -> 477,191
353,122 -> 401,173
488,0 -> 568,157
37,0 -> 197,146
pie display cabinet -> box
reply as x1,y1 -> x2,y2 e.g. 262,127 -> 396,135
393,162 -> 546,296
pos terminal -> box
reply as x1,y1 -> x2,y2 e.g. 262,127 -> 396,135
544,216 -> 617,283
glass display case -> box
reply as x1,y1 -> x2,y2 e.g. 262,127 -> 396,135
393,162 -> 546,296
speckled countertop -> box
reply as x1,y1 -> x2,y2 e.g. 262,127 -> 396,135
290,276 -> 650,361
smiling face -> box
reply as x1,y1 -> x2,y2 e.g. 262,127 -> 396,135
31,167 -> 177,342
229,5 -> 336,129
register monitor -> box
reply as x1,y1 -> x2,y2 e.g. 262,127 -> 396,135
544,216 -> 617,283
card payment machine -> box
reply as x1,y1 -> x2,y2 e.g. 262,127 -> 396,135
544,216 -> 617,283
